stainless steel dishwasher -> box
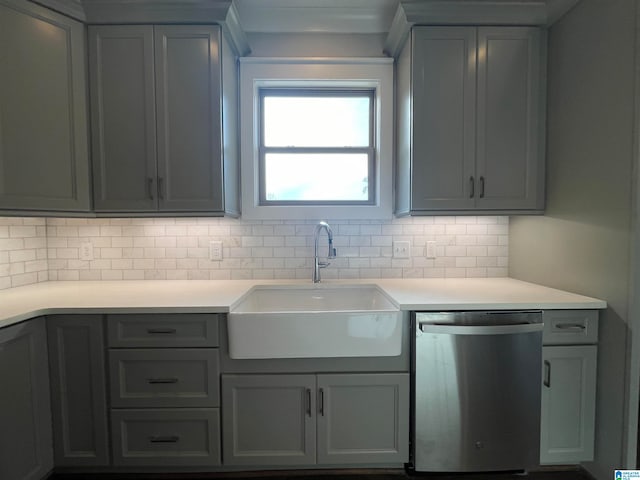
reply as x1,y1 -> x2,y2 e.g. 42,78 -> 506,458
413,311 -> 543,472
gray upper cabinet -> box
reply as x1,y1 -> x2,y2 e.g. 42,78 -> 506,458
47,315 -> 110,467
396,26 -> 545,215
0,0 -> 90,212
0,318 -> 53,480
90,24 -> 239,215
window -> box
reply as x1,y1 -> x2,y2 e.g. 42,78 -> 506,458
259,89 -> 375,205
240,58 -> 393,220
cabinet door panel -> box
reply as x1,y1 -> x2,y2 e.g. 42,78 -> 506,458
476,27 -> 544,210
90,25 -> 157,211
222,374 -> 316,466
540,345 -> 597,464
0,0 -> 90,211
155,25 -> 223,212
411,27 -> 476,211
0,318 -> 53,480
48,315 -> 109,466
317,373 -> 409,465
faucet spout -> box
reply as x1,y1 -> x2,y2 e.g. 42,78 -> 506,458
312,221 -> 337,283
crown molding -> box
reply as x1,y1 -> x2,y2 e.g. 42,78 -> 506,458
221,2 -> 251,56
31,0 -> 86,21
384,0 -> 581,57
82,0 -> 228,24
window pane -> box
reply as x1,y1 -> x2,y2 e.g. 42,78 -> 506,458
264,153 -> 369,202
263,95 -> 371,147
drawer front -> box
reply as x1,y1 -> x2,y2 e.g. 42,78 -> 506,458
543,310 -> 598,345
111,408 -> 220,466
107,314 -> 219,348
110,349 -> 219,408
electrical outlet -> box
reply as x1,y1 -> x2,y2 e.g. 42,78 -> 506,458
80,242 -> 94,261
209,241 -> 223,261
426,241 -> 437,259
393,241 -> 410,258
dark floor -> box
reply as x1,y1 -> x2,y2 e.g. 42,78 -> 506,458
50,467 -> 594,480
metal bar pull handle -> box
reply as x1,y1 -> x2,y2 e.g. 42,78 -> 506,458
479,176 -> 485,198
319,388 -> 324,416
149,435 -> 180,444
305,388 -> 312,417
469,176 -> 475,198
146,328 -> 177,335
543,360 -> 551,388
555,323 -> 586,331
147,177 -> 154,200
147,377 -> 179,384
158,177 -> 165,200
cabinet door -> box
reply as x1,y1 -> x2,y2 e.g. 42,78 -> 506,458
0,0 -> 90,211
222,374 -> 316,466
476,27 -> 544,210
316,373 -> 409,465
411,27 -> 477,211
540,345 -> 597,464
0,318 -> 53,480
47,315 -> 109,466
154,25 -> 224,212
89,25 -> 158,211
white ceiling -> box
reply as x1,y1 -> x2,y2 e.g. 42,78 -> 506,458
234,0 -> 400,34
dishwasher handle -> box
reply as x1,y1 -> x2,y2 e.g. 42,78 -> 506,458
418,322 -> 543,335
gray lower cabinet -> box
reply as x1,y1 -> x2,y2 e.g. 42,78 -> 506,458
0,318 -> 53,480
47,315 -> 110,466
222,373 -> 409,467
0,0 -> 90,212
540,345 -> 597,464
540,310 -> 598,464
89,24 -> 239,215
109,348 -> 220,408
316,374 -> 409,465
396,25 -> 545,214
107,314 -> 222,467
111,408 -> 220,466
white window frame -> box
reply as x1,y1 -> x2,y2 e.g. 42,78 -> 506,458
240,57 -> 394,220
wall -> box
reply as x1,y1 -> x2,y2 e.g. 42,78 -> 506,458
0,217 -> 48,289
509,0 -> 637,476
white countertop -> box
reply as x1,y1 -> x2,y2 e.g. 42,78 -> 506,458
0,278 -> 606,330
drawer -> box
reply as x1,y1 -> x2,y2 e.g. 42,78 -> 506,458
107,314 -> 219,348
109,349 -> 219,408
542,310 -> 599,345
111,408 -> 220,466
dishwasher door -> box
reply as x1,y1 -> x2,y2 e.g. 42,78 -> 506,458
413,311 -> 543,472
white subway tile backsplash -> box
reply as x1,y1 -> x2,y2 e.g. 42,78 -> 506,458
0,216 -> 509,289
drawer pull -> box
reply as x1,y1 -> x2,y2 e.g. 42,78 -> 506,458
319,388 -> 325,416
149,435 -> 180,444
146,328 -> 177,335
147,378 -> 179,384
555,323 -> 586,331
305,388 -> 311,417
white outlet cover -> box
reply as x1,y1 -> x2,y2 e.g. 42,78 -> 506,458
426,241 -> 437,259
393,241 -> 410,258
209,241 -> 223,261
80,242 -> 94,261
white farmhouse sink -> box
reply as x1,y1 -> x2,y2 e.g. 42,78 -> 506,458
227,284 -> 402,359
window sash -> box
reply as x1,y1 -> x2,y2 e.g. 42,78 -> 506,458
258,88 -> 376,205
259,147 -> 376,205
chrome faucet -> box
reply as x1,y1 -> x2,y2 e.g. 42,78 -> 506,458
312,221 -> 337,283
